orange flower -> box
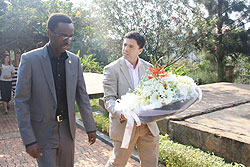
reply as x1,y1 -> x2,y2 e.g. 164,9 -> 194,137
148,65 -> 168,80
75,12 -> 81,18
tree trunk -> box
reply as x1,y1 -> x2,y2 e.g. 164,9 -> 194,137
216,54 -> 225,81
216,0 -> 225,82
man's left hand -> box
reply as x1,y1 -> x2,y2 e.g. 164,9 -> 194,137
87,132 -> 97,145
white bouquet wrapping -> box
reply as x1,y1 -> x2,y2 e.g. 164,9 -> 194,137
115,66 -> 202,148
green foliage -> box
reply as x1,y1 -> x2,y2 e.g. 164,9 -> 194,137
165,60 -> 197,76
93,0 -> 196,65
234,55 -> 250,84
0,0 -> 46,52
187,58 -> 217,85
89,97 -> 100,111
159,134 -> 244,167
188,0 -> 250,81
89,98 -> 109,134
69,5 -> 111,65
75,98 -> 109,135
0,0 -> 110,65
78,51 -> 103,73
2,0 -> 249,84
93,112 -> 109,134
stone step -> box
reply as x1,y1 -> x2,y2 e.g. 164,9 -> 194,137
157,82 -> 250,166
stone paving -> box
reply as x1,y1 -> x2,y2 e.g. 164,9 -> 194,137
0,106 -> 139,167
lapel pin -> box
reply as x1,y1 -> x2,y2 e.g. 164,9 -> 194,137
69,60 -> 71,64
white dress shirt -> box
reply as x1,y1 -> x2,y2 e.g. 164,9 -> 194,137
124,58 -> 141,89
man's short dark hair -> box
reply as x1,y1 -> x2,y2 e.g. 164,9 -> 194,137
124,31 -> 146,49
47,13 -> 72,31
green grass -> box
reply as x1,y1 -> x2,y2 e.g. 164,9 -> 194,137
75,98 -> 109,134
89,97 -> 100,112
75,97 -> 100,117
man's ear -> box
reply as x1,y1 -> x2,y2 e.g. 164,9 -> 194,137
138,48 -> 143,55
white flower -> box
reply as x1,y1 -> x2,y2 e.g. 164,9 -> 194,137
162,90 -> 174,105
150,92 -> 162,108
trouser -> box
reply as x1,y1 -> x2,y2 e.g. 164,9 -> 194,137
105,124 -> 159,167
37,119 -> 74,167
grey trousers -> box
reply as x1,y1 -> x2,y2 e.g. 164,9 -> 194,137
37,119 -> 74,167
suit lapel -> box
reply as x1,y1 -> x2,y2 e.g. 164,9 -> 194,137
40,45 -> 57,104
120,58 -> 133,89
139,60 -> 147,81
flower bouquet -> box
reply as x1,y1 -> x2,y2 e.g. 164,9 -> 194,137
115,65 -> 202,123
115,65 -> 202,148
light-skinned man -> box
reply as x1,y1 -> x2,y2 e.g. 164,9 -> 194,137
103,31 -> 160,167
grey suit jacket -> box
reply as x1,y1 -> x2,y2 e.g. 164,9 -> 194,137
103,57 -> 159,141
15,44 -> 96,147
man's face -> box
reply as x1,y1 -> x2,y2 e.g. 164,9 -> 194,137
122,38 -> 143,64
4,56 -> 10,64
48,22 -> 74,53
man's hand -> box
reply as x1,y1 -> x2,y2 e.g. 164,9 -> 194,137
120,114 -> 127,123
3,75 -> 11,79
26,143 -> 42,159
88,132 -> 97,145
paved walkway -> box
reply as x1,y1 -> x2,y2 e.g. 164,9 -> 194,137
0,104 -> 139,167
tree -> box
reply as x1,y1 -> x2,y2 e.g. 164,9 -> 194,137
0,0 -> 47,53
187,0 -> 250,81
92,0 -> 197,66
70,6 -> 111,65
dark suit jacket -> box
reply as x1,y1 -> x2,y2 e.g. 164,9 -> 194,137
15,44 -> 96,147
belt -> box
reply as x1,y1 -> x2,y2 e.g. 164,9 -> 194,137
56,113 -> 68,122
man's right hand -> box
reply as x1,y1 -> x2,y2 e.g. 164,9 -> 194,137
120,114 -> 127,123
26,143 -> 42,158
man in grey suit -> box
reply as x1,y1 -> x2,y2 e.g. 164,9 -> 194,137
15,13 -> 97,167
103,31 -> 160,167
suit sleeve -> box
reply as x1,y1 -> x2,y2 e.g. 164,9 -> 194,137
103,65 -> 122,120
15,54 -> 36,145
75,57 -> 96,133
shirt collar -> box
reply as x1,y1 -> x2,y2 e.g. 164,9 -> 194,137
47,43 -> 68,60
124,58 -> 140,70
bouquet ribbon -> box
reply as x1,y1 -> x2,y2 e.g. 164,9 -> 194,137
121,110 -> 141,149
115,100 -> 141,149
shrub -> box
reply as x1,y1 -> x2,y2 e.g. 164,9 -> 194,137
187,59 -> 217,85
89,97 -> 100,112
77,50 -> 103,73
93,112 -> 109,134
159,134 -> 244,167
